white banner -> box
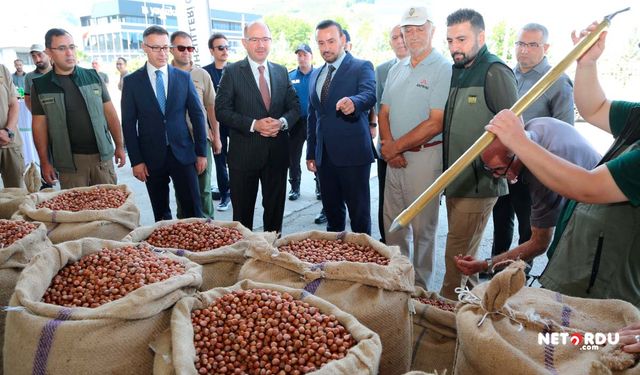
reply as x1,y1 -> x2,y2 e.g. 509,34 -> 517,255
176,0 -> 212,66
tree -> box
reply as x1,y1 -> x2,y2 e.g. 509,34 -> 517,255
264,15 -> 313,49
488,21 -> 517,64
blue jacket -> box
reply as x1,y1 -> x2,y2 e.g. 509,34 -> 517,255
307,53 -> 376,167
121,63 -> 207,171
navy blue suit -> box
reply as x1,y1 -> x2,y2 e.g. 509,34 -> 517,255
307,53 -> 376,234
122,63 -> 207,221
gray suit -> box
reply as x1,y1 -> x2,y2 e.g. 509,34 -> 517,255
215,58 -> 300,232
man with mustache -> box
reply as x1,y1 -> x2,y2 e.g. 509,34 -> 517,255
31,28 -> 125,189
24,44 -> 52,112
440,9 -> 519,299
215,21 -> 300,232
379,6 -> 451,289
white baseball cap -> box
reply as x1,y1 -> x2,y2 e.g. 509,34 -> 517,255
400,6 -> 432,27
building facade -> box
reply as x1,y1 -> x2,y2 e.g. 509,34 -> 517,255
80,0 -> 260,64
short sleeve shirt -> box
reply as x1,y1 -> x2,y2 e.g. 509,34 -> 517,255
32,71 -> 110,154
605,100 -> 640,206
381,50 -> 451,141
524,117 -> 602,227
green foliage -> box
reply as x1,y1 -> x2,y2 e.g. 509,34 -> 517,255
488,21 -> 517,64
265,15 -> 313,49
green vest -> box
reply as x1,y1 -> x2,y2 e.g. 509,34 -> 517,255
32,67 -> 114,172
443,45 -> 509,198
540,108 -> 640,307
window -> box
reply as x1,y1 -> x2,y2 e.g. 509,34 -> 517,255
212,21 -> 241,31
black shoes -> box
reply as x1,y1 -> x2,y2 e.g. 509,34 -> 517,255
314,209 -> 327,224
288,189 -> 300,201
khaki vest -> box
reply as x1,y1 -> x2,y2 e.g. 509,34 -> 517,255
443,46 -> 509,198
540,108 -> 640,307
32,67 -> 114,172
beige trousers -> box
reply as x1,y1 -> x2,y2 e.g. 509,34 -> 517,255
440,196 -> 497,300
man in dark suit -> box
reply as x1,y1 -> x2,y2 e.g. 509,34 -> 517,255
215,21 -> 300,232
307,20 -> 376,235
121,25 -> 207,222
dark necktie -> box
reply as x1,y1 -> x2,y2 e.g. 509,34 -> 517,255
320,65 -> 335,103
155,70 -> 166,114
258,65 -> 271,109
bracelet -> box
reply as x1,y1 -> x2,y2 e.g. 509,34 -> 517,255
369,122 -> 377,128
485,257 -> 494,274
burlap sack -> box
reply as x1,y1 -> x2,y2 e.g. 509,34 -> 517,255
238,230 -> 415,375
124,218 -> 276,290
3,238 -> 202,375
454,261 -> 640,375
23,162 -> 41,193
0,188 -> 28,219
14,184 -> 140,243
0,221 -> 50,375
411,287 -> 457,374
150,279 -> 382,374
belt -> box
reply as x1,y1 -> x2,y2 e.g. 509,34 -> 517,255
408,140 -> 442,152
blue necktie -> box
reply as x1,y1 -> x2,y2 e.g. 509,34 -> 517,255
155,70 -> 166,114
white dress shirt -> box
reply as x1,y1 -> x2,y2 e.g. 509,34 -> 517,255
146,62 -> 168,98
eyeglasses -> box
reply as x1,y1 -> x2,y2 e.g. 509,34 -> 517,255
214,45 -> 229,51
49,45 -> 77,53
515,41 -> 542,49
144,43 -> 170,53
172,45 -> 195,52
483,155 -> 516,177
246,37 -> 272,44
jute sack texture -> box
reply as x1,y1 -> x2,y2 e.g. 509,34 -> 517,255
0,221 -> 50,375
454,261 -> 640,375
151,279 -> 383,374
124,218 -> 276,290
3,238 -> 202,375
0,188 -> 28,219
14,184 -> 140,243
238,230 -> 415,375
411,287 -> 457,374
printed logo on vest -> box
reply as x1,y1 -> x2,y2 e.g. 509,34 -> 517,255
41,97 -> 55,105
467,95 -> 477,104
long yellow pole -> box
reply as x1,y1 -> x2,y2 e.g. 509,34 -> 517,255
389,9 -> 629,233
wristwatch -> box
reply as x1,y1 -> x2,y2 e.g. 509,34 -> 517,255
2,128 -> 14,139
485,257 -> 494,274
279,118 -> 288,131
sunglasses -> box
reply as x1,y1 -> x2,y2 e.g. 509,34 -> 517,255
214,45 -> 229,51
173,45 -> 195,52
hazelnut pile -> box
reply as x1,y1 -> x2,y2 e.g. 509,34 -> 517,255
36,187 -> 128,211
146,222 -> 244,252
0,219 -> 38,248
192,289 -> 356,374
278,239 -> 389,265
414,297 -> 456,312
42,245 -> 185,308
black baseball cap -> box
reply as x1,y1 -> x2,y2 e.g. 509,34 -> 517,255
294,43 -> 312,54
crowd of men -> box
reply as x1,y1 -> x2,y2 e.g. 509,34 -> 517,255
1,7 -> 639,348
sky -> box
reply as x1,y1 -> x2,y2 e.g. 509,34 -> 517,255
2,0 -> 636,98
2,0 -> 634,50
